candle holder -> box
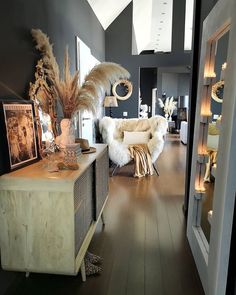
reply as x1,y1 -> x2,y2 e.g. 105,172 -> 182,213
194,191 -> 206,201
200,114 -> 211,124
197,153 -> 209,164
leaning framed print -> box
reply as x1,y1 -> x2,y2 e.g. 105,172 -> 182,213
177,107 -> 188,121
0,100 -> 39,174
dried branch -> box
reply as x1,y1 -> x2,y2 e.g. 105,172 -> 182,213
53,47 -> 80,118
76,62 -> 130,115
31,29 -> 59,83
158,96 -> 177,119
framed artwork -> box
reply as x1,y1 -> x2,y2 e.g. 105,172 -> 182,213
0,101 -> 39,173
177,107 -> 188,121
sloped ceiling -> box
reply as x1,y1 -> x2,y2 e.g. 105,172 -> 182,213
87,0 -> 132,30
87,0 -> 193,54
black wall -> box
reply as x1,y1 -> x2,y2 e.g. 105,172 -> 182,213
105,1 -> 192,118
0,0 -> 105,176
140,68 -> 157,117
0,0 -> 105,100
178,74 -> 191,96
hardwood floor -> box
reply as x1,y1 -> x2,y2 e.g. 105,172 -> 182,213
1,135 -> 204,295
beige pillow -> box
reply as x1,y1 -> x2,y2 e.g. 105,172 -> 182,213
208,123 -> 220,135
123,131 -> 150,144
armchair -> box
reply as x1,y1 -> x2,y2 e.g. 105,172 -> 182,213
99,116 -> 168,175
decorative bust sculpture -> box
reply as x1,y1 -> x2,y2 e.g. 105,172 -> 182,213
55,119 -> 75,149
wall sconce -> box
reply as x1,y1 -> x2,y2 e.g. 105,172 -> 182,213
198,142 -> 207,155
200,114 -> 211,123
204,71 -> 216,79
195,165 -> 206,193
195,176 -> 206,194
204,76 -> 216,86
194,191 -> 205,200
197,154 -> 209,164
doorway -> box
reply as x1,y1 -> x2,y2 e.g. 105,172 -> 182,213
139,66 -> 190,135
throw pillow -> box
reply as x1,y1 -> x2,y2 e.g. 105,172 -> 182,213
208,123 -> 220,135
123,131 -> 150,144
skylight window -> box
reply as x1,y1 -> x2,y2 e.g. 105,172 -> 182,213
132,0 -> 173,54
184,0 -> 194,50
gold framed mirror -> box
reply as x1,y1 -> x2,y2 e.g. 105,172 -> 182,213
29,59 -> 57,155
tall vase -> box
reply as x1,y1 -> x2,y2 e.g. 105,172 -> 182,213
55,118 -> 75,149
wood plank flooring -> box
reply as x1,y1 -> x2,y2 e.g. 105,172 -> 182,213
1,135 -> 204,295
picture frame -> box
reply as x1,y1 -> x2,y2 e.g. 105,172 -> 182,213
0,100 -> 39,174
177,107 -> 188,121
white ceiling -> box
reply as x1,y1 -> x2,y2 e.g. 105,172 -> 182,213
87,0 -> 193,54
87,0 -> 131,30
132,0 -> 153,54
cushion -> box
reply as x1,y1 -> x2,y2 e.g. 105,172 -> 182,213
207,134 -> 219,150
208,123 -> 220,135
123,131 -> 150,145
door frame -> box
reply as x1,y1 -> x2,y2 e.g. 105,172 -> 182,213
187,0 -> 236,294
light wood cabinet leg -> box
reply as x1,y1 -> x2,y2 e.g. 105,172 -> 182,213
80,259 -> 86,282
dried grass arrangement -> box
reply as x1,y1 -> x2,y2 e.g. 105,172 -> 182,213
158,97 -> 177,121
31,29 -> 130,119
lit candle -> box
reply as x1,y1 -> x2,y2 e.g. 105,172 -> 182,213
204,71 -> 216,79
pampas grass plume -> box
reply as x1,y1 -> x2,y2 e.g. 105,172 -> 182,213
31,29 -> 131,118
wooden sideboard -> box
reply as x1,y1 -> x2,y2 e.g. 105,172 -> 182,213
0,144 -> 109,280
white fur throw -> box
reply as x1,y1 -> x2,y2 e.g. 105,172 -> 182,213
99,116 -> 168,167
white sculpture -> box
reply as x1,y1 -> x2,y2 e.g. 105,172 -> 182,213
140,104 -> 148,118
55,119 -> 75,149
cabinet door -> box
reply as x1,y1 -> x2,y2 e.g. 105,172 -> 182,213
74,165 -> 93,256
94,148 -> 109,220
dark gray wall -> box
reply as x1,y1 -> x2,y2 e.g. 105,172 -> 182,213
178,74 -> 190,96
105,1 -> 192,118
0,0 -> 105,176
161,72 -> 190,97
162,73 -> 179,97
140,68 -> 157,117
0,0 -> 105,100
